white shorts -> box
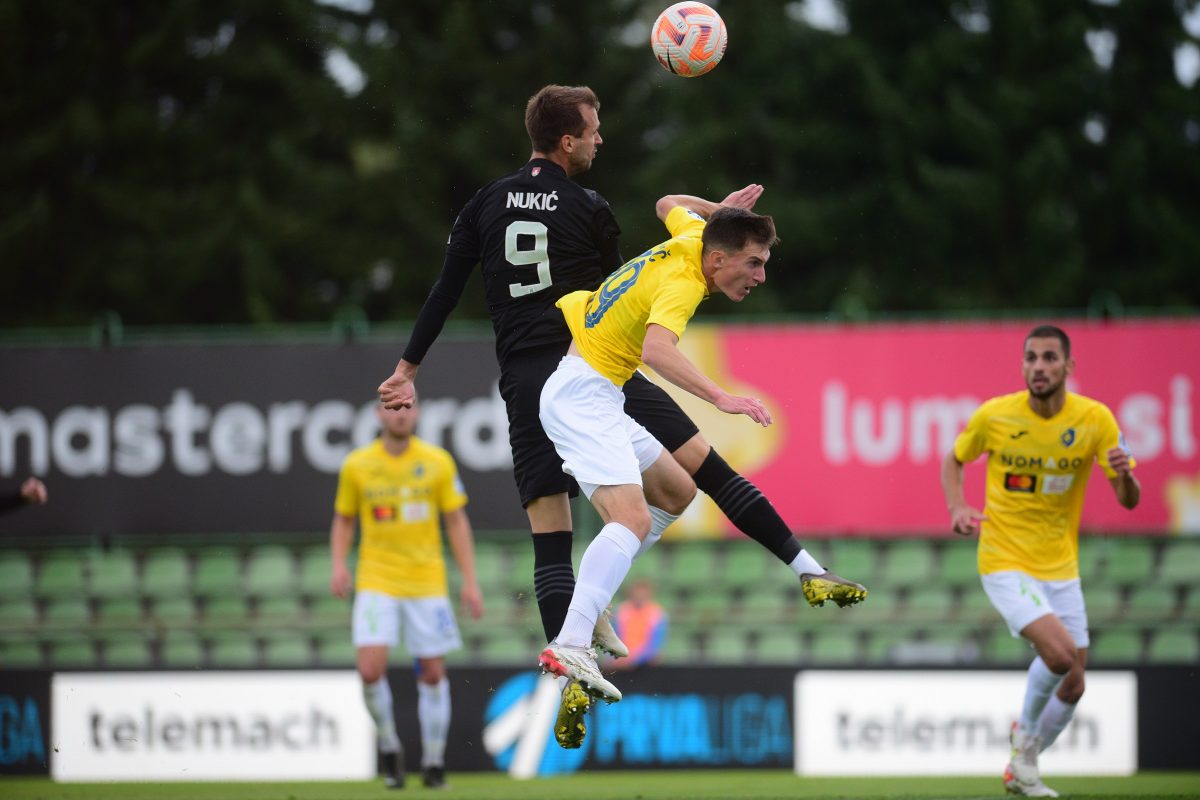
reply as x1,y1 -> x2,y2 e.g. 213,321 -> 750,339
539,355 -> 664,494
351,590 -> 462,658
980,571 -> 1090,648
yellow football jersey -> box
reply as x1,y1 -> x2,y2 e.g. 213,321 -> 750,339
334,437 -> 468,598
954,391 -> 1133,580
557,205 -> 709,385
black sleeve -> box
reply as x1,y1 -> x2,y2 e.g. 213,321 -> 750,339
592,197 -> 623,270
400,250 -> 477,365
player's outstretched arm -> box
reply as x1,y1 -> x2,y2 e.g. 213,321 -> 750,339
940,451 -> 987,535
641,324 -> 772,427
654,184 -> 764,222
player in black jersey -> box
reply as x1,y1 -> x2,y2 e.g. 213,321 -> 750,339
379,84 -> 866,746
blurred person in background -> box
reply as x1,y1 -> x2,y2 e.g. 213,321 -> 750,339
607,579 -> 668,671
330,397 -> 484,790
378,84 -> 867,748
941,324 -> 1139,798
1,477 -> 47,515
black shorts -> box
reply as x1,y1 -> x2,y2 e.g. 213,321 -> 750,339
499,347 -> 701,507
622,371 -> 701,453
499,342 -> 576,507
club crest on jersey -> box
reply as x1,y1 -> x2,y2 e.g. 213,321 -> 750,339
1060,428 -> 1076,447
531,167 -> 541,176
413,463 -> 426,478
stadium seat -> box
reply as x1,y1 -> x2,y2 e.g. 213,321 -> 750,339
1146,628 -> 1199,664
48,638 -> 96,668
739,586 -> 797,623
470,543 -> 506,591
878,540 -> 936,585
43,597 -> 91,628
956,588 -> 997,623
160,632 -> 205,668
256,595 -> 305,626
806,629 -> 859,665
705,626 -> 749,664
479,633 -> 534,665
314,631 -> 356,667
208,631 -> 259,667
720,547 -> 770,589
297,545 -> 333,596
825,539 -> 877,585
0,639 -> 43,668
1082,585 -> 1124,623
982,626 -> 1032,665
88,550 -> 137,598
1124,586 -> 1179,622
148,596 -> 196,628
1157,540 -> 1200,586
0,597 -> 39,631
902,586 -> 955,621
262,634 -> 313,667
95,597 -> 145,628
937,543 -> 978,587
863,626 -> 922,664
1076,537 -> 1107,579
309,594 -> 351,628
659,628 -> 700,663
0,552 -> 34,597
204,595 -> 249,626
667,544 -> 719,589
686,585 -> 733,622
102,635 -> 153,668
1090,628 -> 1143,664
36,553 -> 86,599
1182,587 -> 1200,620
1104,539 -> 1156,584
139,548 -> 191,598
504,547 -> 536,596
192,550 -> 243,598
753,628 -> 806,664
895,628 -> 980,665
244,545 -> 297,597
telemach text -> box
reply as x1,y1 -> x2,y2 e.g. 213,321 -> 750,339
89,708 -> 340,752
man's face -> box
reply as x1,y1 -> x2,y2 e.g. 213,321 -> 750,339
1022,336 -> 1073,399
708,242 -> 769,302
563,104 -> 602,176
377,402 -> 418,438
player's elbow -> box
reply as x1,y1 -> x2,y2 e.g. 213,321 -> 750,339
655,196 -> 678,221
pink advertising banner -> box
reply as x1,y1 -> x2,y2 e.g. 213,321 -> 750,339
667,320 -> 1200,537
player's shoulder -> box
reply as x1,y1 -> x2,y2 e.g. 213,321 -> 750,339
409,437 -> 458,467
975,390 -> 1028,418
1066,392 -> 1117,421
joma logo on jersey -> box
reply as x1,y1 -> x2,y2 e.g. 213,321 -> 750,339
506,191 -> 558,211
1004,473 -> 1037,493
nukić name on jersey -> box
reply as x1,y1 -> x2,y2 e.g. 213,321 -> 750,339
506,191 -> 559,211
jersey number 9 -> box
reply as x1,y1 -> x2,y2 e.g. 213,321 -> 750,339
506,220 -> 552,298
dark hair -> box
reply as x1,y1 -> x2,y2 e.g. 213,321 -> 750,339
702,207 -> 780,254
525,85 -> 600,154
1025,324 -> 1071,358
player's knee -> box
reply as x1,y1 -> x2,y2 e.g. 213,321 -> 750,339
418,660 -> 446,684
662,483 -> 695,516
1060,676 -> 1085,704
358,663 -> 386,684
624,507 -> 653,538
1043,646 -> 1076,675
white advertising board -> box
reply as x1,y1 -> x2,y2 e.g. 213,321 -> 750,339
51,671 -> 375,781
794,670 -> 1137,776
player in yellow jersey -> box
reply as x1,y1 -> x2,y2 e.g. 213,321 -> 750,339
330,397 -> 483,790
536,187 -> 866,702
941,325 -> 1139,798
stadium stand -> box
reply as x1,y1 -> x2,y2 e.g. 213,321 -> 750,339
0,535 -> 1195,670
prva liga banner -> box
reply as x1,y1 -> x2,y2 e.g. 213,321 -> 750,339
1,320 -> 1197,537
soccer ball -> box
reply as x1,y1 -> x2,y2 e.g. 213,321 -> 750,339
650,2 -> 728,78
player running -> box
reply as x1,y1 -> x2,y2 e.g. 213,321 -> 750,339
941,325 -> 1140,797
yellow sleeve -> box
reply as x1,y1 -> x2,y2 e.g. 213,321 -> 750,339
1094,404 -> 1135,478
646,272 -> 706,339
953,404 -> 991,463
333,459 -> 359,517
436,452 -> 469,513
665,205 -> 706,239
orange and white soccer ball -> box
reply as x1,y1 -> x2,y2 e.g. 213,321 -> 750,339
650,2 -> 727,78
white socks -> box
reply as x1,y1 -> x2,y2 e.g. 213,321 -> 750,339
1037,693 -> 1077,751
1019,656 -> 1065,731
636,506 -> 678,559
417,677 -> 450,768
788,548 -> 825,577
362,677 -> 400,752
558,522 -> 641,647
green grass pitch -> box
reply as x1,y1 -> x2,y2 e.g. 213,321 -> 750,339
4,771 -> 1199,800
